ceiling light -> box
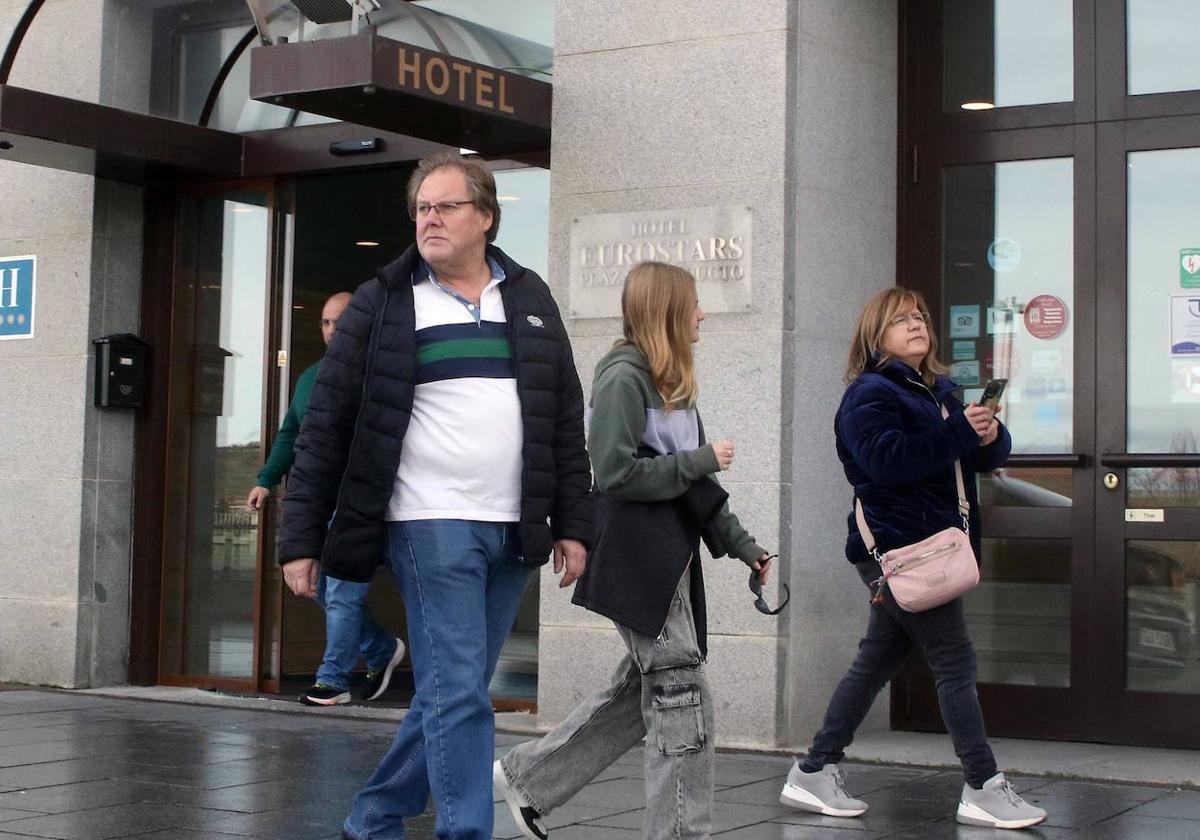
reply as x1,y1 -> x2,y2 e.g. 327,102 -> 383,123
292,304 -> 305,310
356,240 -> 380,247
498,195 -> 520,203
961,101 -> 995,111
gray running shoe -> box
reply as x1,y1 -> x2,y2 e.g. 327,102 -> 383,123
779,762 -> 868,817
957,773 -> 1047,829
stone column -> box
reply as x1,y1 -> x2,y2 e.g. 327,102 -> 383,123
539,1 -> 899,750
0,0 -> 152,686
781,0 -> 900,743
540,1 -> 795,748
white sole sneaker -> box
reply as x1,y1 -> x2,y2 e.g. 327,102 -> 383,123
780,782 -> 868,817
957,800 -> 1047,829
364,638 -> 407,702
494,761 -> 548,840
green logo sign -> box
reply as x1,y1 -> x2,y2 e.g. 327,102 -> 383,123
1183,248 -> 1200,289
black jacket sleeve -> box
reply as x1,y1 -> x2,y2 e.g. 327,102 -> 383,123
277,279 -> 383,564
549,301 -> 594,547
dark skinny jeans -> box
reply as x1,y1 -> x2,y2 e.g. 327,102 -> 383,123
801,560 -> 998,789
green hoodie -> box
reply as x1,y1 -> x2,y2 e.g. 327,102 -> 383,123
256,361 -> 321,488
587,344 -> 766,566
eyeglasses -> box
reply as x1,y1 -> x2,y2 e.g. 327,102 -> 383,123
889,311 -> 930,328
749,555 -> 790,616
408,199 -> 475,220
319,318 -> 338,328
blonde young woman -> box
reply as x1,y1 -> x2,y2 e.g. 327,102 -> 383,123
493,262 -> 772,840
776,287 -> 1046,830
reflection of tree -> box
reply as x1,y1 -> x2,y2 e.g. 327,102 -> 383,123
1128,430 -> 1200,507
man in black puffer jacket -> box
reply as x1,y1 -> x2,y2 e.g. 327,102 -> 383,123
278,152 -> 592,840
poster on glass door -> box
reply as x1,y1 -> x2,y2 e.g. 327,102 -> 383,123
1169,295 -> 1200,355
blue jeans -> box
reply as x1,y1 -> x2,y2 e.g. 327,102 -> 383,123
344,520 -> 532,840
314,573 -> 398,691
801,560 -> 998,789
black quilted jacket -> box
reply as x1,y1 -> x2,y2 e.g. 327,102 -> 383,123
277,244 -> 594,581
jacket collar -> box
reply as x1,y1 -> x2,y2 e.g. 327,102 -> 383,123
868,355 -> 958,399
376,243 -> 527,292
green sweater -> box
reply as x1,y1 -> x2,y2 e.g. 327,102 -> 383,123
256,361 -> 321,488
588,344 -> 766,566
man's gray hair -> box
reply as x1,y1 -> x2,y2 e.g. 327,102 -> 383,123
407,152 -> 501,243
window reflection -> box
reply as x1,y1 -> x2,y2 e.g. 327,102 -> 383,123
1126,541 -> 1200,694
1127,149 -> 1200,455
493,169 -> 550,282
966,538 -> 1071,687
1128,0 -> 1200,96
943,0 -> 1072,111
980,468 -> 1071,507
943,159 -> 1074,454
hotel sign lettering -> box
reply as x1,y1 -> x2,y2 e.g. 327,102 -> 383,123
568,207 -> 753,319
396,47 -> 517,116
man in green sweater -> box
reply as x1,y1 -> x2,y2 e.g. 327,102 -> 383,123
246,291 -> 405,706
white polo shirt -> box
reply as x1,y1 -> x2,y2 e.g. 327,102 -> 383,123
386,259 -> 524,522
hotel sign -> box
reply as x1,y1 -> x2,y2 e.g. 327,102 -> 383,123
0,255 -> 35,340
396,46 -> 517,116
250,33 -> 550,156
568,207 -> 753,319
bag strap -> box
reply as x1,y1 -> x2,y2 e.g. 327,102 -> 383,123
854,403 -> 971,559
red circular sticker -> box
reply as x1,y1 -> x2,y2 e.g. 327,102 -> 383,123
1023,295 -> 1069,340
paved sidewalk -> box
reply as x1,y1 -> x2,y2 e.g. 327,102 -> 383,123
0,689 -> 1198,839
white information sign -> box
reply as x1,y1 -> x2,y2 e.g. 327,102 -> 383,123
568,206 -> 753,319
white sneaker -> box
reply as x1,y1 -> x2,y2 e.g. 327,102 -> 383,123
494,760 -> 548,840
957,773 -> 1047,829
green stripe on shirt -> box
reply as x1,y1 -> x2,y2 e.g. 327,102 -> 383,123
417,337 -> 513,365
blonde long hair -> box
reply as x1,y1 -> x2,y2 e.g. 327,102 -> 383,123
845,287 -> 948,385
618,262 -> 700,409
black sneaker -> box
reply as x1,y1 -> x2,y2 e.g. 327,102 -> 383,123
299,683 -> 350,706
363,637 -> 406,702
494,760 -> 547,840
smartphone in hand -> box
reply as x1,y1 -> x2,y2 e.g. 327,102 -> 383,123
979,378 -> 1008,412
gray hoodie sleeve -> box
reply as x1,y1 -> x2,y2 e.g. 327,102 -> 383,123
588,365 -> 719,501
696,415 -> 767,566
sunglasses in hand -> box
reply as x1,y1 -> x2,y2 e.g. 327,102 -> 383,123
749,554 -> 789,615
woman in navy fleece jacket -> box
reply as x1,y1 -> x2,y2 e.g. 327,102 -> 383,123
777,287 -> 1048,831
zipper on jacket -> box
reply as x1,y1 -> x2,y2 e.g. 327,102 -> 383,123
905,376 -> 942,411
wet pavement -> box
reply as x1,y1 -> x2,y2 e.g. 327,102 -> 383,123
0,687 -> 1198,839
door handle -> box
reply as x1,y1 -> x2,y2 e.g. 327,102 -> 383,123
1099,454 -> 1200,467
1005,454 -> 1090,468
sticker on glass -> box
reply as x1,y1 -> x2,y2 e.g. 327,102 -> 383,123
950,304 -> 981,339
949,359 -> 980,385
1170,295 -> 1200,355
1023,295 -> 1068,340
987,238 -> 1022,273
1182,248 -> 1200,289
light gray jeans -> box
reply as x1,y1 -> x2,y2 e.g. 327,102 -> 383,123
498,571 -> 715,839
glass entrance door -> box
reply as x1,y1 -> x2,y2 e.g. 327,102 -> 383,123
896,130 -> 1098,740
899,1 -> 1200,747
160,183 -> 277,690
1092,121 -> 1200,746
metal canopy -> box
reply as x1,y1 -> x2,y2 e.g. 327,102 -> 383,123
0,85 -> 245,182
250,31 -> 551,156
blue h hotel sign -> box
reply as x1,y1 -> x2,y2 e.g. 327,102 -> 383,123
0,256 -> 35,340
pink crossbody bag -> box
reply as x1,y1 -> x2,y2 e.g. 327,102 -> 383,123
854,406 -> 980,612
